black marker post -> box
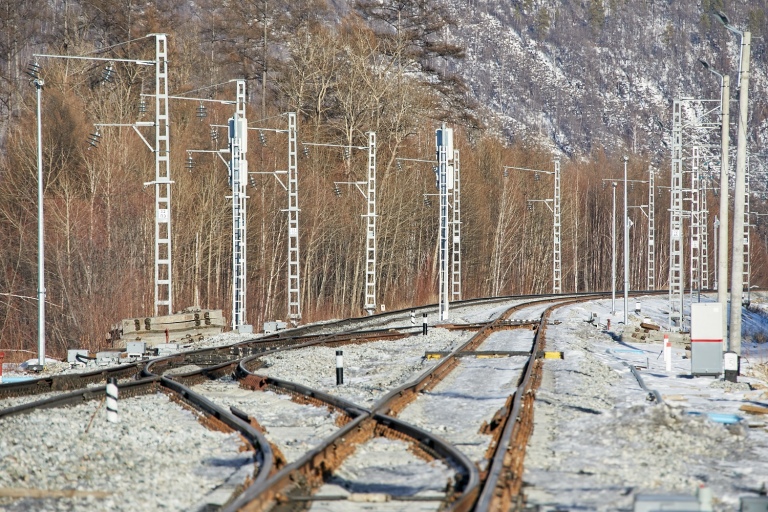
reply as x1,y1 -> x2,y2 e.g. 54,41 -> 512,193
336,350 -> 343,385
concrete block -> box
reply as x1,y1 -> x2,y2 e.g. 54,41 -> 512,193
67,349 -> 89,364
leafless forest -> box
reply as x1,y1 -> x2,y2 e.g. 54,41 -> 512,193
0,0 -> 765,360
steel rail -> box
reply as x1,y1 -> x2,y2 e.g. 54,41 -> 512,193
215,327 -> 492,511
226,297 -> 576,511
0,374 -> 274,501
142,327 -> 410,378
0,362 -> 143,402
474,297 -> 589,511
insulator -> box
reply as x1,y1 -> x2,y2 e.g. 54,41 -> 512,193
210,126 -> 219,141
503,169 -> 509,178
397,160 -> 403,171
26,62 -> 41,80
333,185 -> 341,197
630,183 -> 634,191
302,146 -> 309,158
527,202 -> 534,212
343,147 -> 350,160
423,196 -> 432,207
259,130 -> 267,146
186,155 -> 195,169
249,175 -> 257,188
602,181 -> 606,189
102,64 -> 115,83
138,98 -> 148,114
87,130 -> 101,149
534,172 -> 540,181
196,103 -> 207,120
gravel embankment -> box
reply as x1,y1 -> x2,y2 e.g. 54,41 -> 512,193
0,392 -> 255,512
524,298 -> 768,511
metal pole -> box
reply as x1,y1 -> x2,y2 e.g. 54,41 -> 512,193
714,216 -> 720,291
230,80 -> 248,331
717,75 -> 730,339
153,33 -> 172,317
451,149 -> 462,301
553,157 -> 562,294
436,124 -> 450,321
669,100 -> 684,331
728,30 -> 750,356
690,147 -> 700,303
35,78 -> 46,370
647,167 -> 655,290
287,112 -> 301,326
365,132 -> 377,314
623,156 -> 629,323
612,182 -> 616,315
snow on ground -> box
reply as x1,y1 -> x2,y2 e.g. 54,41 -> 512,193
524,293 -> 768,511
397,303 -> 547,468
3,294 -> 767,510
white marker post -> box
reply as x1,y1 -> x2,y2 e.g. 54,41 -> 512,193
106,377 -> 119,423
664,334 -> 672,373
335,350 -> 343,385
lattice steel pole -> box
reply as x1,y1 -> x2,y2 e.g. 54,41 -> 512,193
669,100 -> 684,331
287,112 -> 301,325
690,147 -> 700,302
648,167 -> 655,290
365,132 -> 377,314
150,34 -> 172,317
700,167 -> 709,291
229,80 -> 248,331
743,160 -> 750,302
451,149 -> 462,300
436,124 -> 451,321
553,157 -> 562,294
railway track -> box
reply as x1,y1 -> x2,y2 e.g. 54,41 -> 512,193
205,295 -> 600,510
0,292 -> 624,511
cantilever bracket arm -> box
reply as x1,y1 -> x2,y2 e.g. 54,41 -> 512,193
334,180 -> 367,199
253,171 -> 287,190
94,122 -> 155,152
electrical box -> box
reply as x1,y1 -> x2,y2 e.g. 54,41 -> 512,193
263,321 -> 287,335
741,496 -> 768,512
435,127 -> 454,161
126,341 -> 145,358
690,303 -> 724,376
97,351 -> 121,365
633,494 -> 700,512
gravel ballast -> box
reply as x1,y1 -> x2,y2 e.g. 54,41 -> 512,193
192,377 -> 342,464
0,392 -> 254,511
